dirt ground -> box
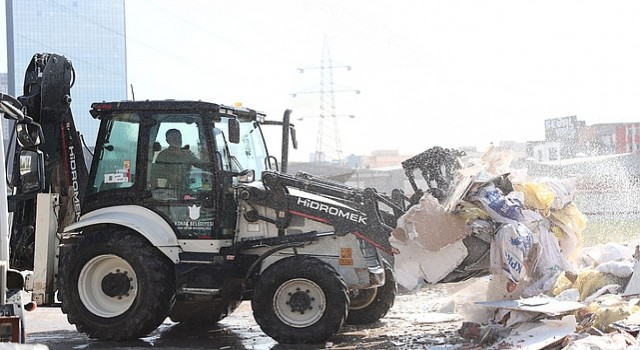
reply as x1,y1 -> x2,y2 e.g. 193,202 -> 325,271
25,283 -> 473,350
327,285 -> 466,349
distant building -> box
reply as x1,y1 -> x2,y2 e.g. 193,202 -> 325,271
0,73 -> 7,92
527,117 -> 640,161
574,122 -> 640,157
0,73 -> 9,151
5,0 -> 128,143
358,149 -> 410,170
530,141 -> 563,162
543,116 -> 587,159
576,123 -> 617,156
617,123 -> 640,153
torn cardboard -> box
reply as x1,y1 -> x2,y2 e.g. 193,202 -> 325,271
392,194 -> 471,252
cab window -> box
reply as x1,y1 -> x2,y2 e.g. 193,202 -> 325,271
147,114 -> 212,201
89,113 -> 139,194
216,118 -> 269,180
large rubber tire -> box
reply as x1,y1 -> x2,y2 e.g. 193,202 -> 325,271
345,261 -> 396,325
59,230 -> 175,340
252,256 -> 349,344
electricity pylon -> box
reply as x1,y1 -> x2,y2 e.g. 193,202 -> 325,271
292,38 -> 359,163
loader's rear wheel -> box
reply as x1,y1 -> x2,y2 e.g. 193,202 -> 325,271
59,230 -> 175,340
346,261 -> 396,325
252,256 -> 349,344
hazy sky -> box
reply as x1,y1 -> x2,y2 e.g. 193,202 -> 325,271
6,1 -> 640,162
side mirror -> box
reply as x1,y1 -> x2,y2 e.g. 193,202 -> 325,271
289,125 -> 298,149
17,149 -> 45,194
15,121 -> 44,147
228,118 -> 240,144
236,169 -> 255,183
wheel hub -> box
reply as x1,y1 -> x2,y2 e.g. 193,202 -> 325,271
349,288 -> 377,310
288,289 -> 314,313
78,254 -> 138,318
101,270 -> 132,298
273,278 -> 327,328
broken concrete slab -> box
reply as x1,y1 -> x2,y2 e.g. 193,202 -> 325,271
562,332 -> 639,350
486,315 -> 576,350
612,308 -> 640,333
623,246 -> 640,297
390,236 -> 468,289
407,312 -> 461,324
475,295 -> 585,316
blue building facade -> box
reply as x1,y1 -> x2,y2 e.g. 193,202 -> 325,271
5,0 -> 127,143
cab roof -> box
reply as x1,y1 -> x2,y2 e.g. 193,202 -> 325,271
89,100 -> 266,122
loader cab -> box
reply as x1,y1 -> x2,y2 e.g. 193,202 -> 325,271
84,101 -> 272,240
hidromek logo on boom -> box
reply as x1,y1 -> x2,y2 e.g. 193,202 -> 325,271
69,145 -> 81,221
296,197 -> 367,225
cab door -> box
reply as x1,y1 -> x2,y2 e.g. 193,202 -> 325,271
144,114 -> 221,239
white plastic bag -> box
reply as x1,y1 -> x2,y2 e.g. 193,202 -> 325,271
596,260 -> 634,278
472,184 -> 524,225
490,223 -> 533,283
542,177 -> 578,210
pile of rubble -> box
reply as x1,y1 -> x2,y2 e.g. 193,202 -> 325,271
389,146 -> 640,349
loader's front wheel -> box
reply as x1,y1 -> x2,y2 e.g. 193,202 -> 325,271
252,256 -> 349,344
346,261 -> 396,325
59,230 -> 175,340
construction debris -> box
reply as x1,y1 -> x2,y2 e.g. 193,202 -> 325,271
390,145 -> 640,349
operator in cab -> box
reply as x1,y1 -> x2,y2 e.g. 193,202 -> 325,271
155,128 -> 200,192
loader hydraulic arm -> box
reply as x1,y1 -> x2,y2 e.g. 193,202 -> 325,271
241,170 -> 404,253
7,53 -> 89,270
